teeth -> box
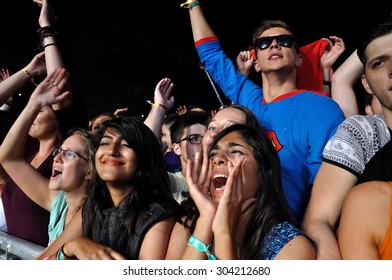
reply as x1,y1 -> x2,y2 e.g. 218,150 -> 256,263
213,174 -> 227,179
53,168 -> 62,175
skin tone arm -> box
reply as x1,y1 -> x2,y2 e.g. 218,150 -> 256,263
36,210 -> 84,259
338,181 -> 390,259
187,4 -> 215,43
320,36 -> 345,94
143,77 -> 174,139
0,52 -> 46,107
39,211 -> 175,259
330,49 -> 362,118
36,211 -> 119,260
0,68 -> 70,210
302,162 -> 358,259
138,218 -> 176,259
33,0 -> 72,109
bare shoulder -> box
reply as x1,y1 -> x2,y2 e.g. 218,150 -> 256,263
345,181 -> 391,208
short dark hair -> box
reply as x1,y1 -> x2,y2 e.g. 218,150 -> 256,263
170,110 -> 210,144
252,19 -> 299,53
357,16 -> 392,66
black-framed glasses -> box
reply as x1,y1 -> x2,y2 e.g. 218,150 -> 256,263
53,147 -> 88,161
177,134 -> 203,144
254,34 -> 295,50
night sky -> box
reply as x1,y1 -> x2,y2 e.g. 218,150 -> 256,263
1,1 -> 390,121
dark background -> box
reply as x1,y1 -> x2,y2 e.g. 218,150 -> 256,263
1,1 -> 390,122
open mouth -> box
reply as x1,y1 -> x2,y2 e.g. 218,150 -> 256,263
212,174 -> 228,191
51,167 -> 62,178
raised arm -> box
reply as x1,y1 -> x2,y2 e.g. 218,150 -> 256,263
320,36 -> 345,94
182,1 -> 215,42
143,77 -> 174,139
33,0 -> 72,109
330,49 -> 362,118
0,53 -> 46,107
0,68 -> 70,210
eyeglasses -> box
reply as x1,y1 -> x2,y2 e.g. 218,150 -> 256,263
254,34 -> 295,50
53,147 -> 88,161
177,134 -> 203,144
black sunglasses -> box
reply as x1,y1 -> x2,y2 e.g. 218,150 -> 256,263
177,134 -> 203,144
254,34 -> 295,50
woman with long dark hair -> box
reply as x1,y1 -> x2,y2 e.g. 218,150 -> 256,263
167,124 -> 316,259
38,116 -> 179,260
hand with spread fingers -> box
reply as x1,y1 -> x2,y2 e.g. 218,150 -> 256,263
29,68 -> 71,108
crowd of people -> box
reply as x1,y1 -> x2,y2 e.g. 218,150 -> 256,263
0,0 -> 392,260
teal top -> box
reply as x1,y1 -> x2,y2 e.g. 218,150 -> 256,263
48,191 -> 67,245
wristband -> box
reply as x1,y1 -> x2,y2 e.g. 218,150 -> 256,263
180,0 -> 200,9
22,68 -> 38,87
56,243 -> 74,260
188,235 -> 216,260
152,103 -> 167,111
323,80 -> 331,86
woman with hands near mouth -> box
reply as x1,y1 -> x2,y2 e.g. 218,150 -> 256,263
166,124 -> 316,260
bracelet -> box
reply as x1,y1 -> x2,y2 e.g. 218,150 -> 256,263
188,235 -> 216,260
56,243 -> 73,260
152,103 -> 167,111
43,43 -> 58,49
56,248 -> 65,260
180,0 -> 200,9
22,68 -> 38,87
323,80 -> 331,86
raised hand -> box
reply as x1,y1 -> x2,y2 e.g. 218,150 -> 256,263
176,105 -> 188,115
34,0 -> 57,27
186,157 -> 216,217
29,68 -> 71,108
320,36 -> 345,70
154,77 -> 175,111
236,50 -> 255,76
0,68 -> 10,82
25,51 -> 47,78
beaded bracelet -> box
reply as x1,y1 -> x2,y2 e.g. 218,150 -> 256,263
188,235 -> 216,260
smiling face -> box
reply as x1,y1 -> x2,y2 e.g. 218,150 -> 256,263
209,130 -> 259,204
95,128 -> 138,190
49,134 -> 90,192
